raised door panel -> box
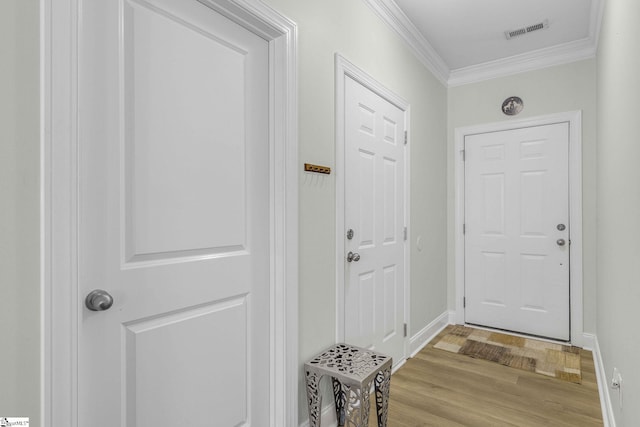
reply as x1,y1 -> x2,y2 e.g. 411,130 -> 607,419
382,265 -> 398,342
124,0 -> 248,262
382,158 -> 397,245
123,298 -> 247,425
357,149 -> 376,249
481,173 -> 506,236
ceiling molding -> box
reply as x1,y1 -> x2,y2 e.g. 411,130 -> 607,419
361,0 -> 450,86
363,0 -> 605,88
448,38 -> 597,87
448,0 -> 604,87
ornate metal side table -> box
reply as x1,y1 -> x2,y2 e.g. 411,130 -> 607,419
304,343 -> 392,427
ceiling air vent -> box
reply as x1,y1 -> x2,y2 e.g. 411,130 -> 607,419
505,19 -> 549,40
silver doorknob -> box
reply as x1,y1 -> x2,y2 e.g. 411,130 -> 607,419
556,239 -> 566,247
346,251 -> 361,262
85,289 -> 114,311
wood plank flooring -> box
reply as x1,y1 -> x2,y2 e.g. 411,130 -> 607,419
369,326 -> 603,426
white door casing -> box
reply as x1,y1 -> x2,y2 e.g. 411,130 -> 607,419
464,123 -> 570,340
454,111 -> 584,346
335,55 -> 410,367
42,0 -> 298,425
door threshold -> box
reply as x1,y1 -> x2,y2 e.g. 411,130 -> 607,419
463,322 -> 573,346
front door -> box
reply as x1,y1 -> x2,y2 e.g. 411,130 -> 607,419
77,0 -> 270,424
464,123 -> 570,340
343,75 -> 406,364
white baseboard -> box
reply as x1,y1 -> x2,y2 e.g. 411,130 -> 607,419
591,334 -> 616,427
409,310 -> 452,357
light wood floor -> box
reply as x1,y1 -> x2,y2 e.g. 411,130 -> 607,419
369,325 -> 603,426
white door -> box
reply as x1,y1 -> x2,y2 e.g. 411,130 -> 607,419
464,123 -> 570,340
344,76 -> 406,364
78,0 -> 270,425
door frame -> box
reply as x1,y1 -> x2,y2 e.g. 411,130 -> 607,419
41,0 -> 298,425
334,54 -> 410,361
454,111 -> 584,346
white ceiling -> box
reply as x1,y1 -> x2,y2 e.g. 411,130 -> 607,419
364,0 -> 604,86
394,0 -> 593,70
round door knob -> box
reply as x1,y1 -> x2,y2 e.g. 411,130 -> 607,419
346,251 -> 361,262
556,239 -> 566,247
85,289 -> 114,311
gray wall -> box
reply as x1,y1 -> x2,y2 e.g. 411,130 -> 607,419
0,0 -> 40,425
597,0 -> 640,424
447,59 -> 598,335
260,0 -> 449,420
8,0 -> 640,426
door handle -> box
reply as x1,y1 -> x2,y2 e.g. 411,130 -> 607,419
85,289 -> 114,311
556,239 -> 566,247
346,251 -> 361,262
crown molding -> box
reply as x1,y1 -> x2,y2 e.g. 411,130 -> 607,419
448,0 -> 604,86
448,37 -> 597,87
363,0 -> 604,88
361,0 -> 449,86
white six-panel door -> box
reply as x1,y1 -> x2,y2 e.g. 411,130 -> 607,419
464,123 -> 570,341
344,75 -> 406,364
78,0 -> 270,424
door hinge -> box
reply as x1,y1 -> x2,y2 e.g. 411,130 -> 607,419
461,149 -> 466,161
403,226 -> 407,241
463,223 -> 466,234
404,323 -> 407,337
463,297 -> 466,308
404,130 -> 408,145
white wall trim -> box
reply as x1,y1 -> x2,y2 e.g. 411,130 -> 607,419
449,0 -> 604,88
592,335 -> 616,427
42,1 -> 298,426
360,0 -> 449,85
361,0 -> 604,87
448,38 -> 597,87
42,1 -> 79,424
409,311 -> 451,357
335,54 -> 411,363
454,111 -> 585,347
